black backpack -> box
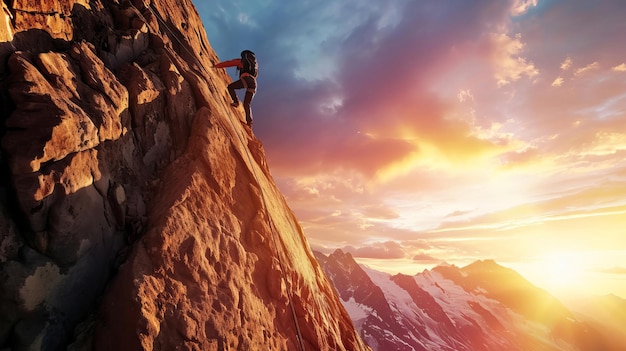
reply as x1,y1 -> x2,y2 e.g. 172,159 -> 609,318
240,50 -> 258,77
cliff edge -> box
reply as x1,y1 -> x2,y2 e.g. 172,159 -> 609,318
0,1 -> 370,350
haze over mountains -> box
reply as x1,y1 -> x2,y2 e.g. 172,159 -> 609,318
316,249 -> 626,351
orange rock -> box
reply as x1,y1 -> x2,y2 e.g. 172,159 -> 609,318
0,1 -> 371,350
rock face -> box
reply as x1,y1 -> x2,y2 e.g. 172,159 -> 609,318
316,250 -> 614,351
0,1 -> 370,350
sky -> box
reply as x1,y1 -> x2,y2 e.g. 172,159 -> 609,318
195,0 -> 626,300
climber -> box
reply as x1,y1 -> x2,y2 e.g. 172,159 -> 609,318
212,50 -> 258,127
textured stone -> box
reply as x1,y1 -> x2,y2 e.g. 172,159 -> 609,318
0,196 -> 21,260
4,52 -> 100,174
0,1 -> 371,350
0,2 -> 14,75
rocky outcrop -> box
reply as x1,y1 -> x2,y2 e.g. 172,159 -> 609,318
0,1 -> 370,350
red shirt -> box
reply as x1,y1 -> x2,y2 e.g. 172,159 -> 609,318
213,58 -> 242,69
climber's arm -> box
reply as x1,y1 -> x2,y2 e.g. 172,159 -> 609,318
212,58 -> 242,69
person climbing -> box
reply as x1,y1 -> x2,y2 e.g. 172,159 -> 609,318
212,50 -> 258,127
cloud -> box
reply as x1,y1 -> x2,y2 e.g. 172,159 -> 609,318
612,63 -> 626,72
551,76 -> 563,87
498,147 -> 541,169
413,252 -> 441,263
456,90 -> 474,105
202,1 -> 552,184
490,33 -> 538,86
360,204 -> 400,220
511,0 -> 538,16
574,62 -> 600,76
428,201 -> 626,265
222,0 -> 521,178
343,241 -> 407,259
560,57 -> 573,71
597,267 -> 626,275
444,210 -> 474,219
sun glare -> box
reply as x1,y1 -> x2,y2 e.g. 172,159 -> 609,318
539,252 -> 587,292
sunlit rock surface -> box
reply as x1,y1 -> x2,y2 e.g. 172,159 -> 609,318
0,1 -> 370,350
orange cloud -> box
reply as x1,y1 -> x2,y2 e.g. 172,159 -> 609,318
574,62 -> 600,76
360,204 -> 400,220
551,76 -> 564,87
560,57 -> 573,71
490,33 -> 539,86
413,252 -> 442,263
613,63 -> 626,72
597,267 -> 626,275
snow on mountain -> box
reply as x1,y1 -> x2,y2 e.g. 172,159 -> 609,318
316,249 -> 619,351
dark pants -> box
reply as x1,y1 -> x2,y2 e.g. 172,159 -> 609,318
227,75 -> 256,124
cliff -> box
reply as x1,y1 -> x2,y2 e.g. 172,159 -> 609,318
0,1 -> 370,350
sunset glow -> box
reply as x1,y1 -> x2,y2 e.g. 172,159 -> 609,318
539,252 -> 589,290
200,0 -> 626,299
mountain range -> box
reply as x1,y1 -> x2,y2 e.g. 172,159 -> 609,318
316,249 -> 626,351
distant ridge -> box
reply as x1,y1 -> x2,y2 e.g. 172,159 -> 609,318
317,249 -> 619,351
